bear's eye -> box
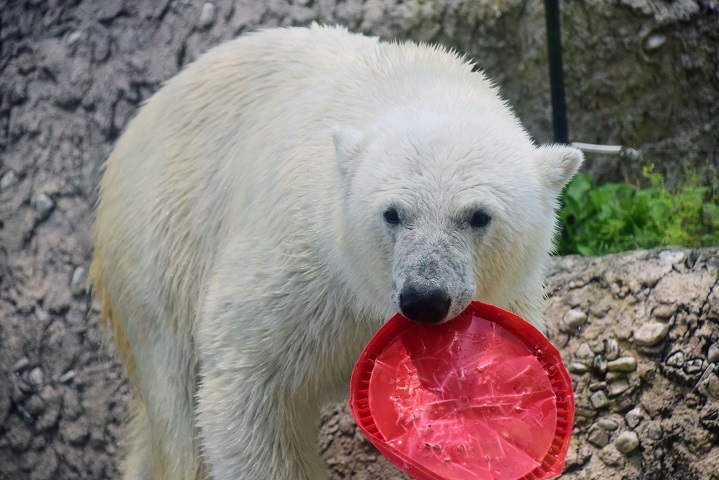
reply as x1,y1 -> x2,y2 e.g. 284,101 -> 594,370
469,210 -> 491,229
383,208 -> 401,226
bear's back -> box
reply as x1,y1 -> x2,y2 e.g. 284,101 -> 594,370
92,26 -> 385,328
92,25 -> 487,330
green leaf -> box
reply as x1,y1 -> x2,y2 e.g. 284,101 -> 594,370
556,168 -> 719,257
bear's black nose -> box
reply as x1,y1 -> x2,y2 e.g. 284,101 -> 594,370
399,285 -> 451,324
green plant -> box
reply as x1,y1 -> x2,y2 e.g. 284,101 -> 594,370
556,167 -> 719,256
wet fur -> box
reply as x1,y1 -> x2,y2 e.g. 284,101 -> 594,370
90,25 -> 581,479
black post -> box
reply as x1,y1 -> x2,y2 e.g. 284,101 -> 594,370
544,0 -> 568,144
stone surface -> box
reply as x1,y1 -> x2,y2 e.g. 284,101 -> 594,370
590,390 -> 610,409
607,356 -> 637,373
625,407 -> 643,428
597,444 -> 625,467
607,379 -> 630,397
647,421 -> 663,440
198,2 -> 216,28
588,425 -> 611,447
1,1 -> 718,479
576,342 -> 594,359
564,308 -> 588,329
604,338 -> 619,360
543,248 -> 718,480
34,193 -> 54,217
615,431 -> 640,454
570,362 -> 589,374
597,417 -> 619,431
706,373 -> 719,399
0,170 -> 17,189
70,266 -> 87,296
666,350 -> 686,367
634,321 -> 670,346
708,343 -> 719,364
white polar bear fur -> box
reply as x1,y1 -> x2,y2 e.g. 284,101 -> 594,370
90,24 -> 582,480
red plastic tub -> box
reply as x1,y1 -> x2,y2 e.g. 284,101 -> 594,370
349,301 -> 574,480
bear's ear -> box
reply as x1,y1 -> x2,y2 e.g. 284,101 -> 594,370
535,144 -> 584,195
331,126 -> 366,180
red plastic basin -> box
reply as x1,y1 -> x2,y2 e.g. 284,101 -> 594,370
349,301 -> 574,480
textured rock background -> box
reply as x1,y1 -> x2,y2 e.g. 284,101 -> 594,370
1,1 -> 718,479
319,248 -> 719,480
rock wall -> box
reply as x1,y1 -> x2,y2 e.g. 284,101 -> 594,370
319,248 -> 719,480
1,1 -> 718,479
2,1 -> 717,188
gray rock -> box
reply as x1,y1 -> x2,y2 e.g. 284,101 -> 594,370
625,407 -> 643,428
608,379 -> 630,397
644,33 -> 667,51
615,431 -> 640,453
683,359 -> 704,375
598,417 -> 619,431
563,308 -> 588,329
634,322 -> 670,346
588,425 -> 611,447
706,373 -> 719,399
576,342 -> 594,359
27,367 -> 44,389
666,351 -> 685,367
607,356 -> 637,372
67,30 -> 82,46
647,422 -> 663,440
589,381 -> 607,391
0,170 -> 18,189
198,3 -> 216,28
575,407 -> 597,418
569,362 -> 589,374
12,357 -> 30,372
34,193 -> 55,217
708,343 -> 719,364
58,370 -> 76,384
657,250 -> 685,265
594,354 -> 608,374
70,266 -> 87,295
590,390 -> 609,409
598,445 -> 625,467
604,338 -> 620,360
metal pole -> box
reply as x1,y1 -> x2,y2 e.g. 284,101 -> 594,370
545,0 -> 568,144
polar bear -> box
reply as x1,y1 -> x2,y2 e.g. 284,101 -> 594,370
90,24 -> 582,480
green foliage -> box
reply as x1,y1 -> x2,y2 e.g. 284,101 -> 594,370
556,166 -> 719,256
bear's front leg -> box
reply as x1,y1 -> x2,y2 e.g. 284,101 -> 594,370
196,369 -> 327,479
196,279 -> 333,480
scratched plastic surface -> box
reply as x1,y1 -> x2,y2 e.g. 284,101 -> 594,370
350,301 -> 575,480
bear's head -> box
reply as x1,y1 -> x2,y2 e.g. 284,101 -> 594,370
332,108 -> 582,326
